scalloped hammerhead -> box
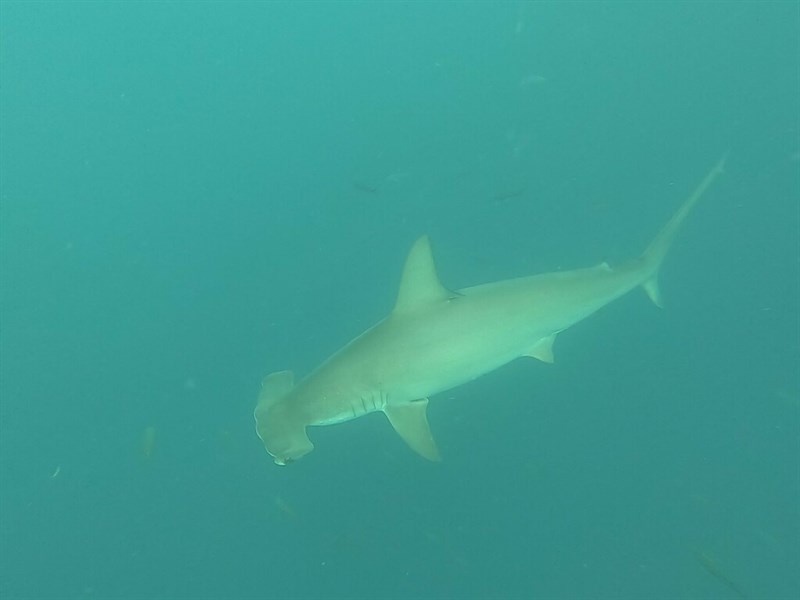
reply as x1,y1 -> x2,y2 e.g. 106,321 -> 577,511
255,159 -> 725,465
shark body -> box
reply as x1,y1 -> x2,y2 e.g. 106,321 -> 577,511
255,160 -> 725,465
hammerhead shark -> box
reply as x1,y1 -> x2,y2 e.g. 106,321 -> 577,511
255,159 -> 725,465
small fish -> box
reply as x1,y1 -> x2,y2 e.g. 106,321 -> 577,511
141,425 -> 157,460
274,495 -> 298,519
492,188 -> 526,204
351,180 -> 379,194
697,550 -> 748,599
519,73 -> 547,87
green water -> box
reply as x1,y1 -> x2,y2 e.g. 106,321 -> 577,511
1,2 -> 798,598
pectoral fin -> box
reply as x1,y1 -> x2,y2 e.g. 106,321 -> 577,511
642,276 -> 663,308
384,399 -> 441,461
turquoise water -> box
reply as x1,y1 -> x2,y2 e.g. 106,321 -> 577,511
1,2 -> 798,598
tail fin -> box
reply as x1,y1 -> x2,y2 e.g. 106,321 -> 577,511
641,156 -> 727,307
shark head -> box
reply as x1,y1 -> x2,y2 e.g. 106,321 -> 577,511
253,371 -> 314,465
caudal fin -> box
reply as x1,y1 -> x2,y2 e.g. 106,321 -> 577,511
641,156 -> 727,307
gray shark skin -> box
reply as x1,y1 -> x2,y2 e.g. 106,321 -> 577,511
255,159 -> 725,465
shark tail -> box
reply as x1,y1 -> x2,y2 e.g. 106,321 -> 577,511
639,156 -> 727,307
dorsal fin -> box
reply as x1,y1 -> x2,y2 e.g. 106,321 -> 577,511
393,236 -> 452,313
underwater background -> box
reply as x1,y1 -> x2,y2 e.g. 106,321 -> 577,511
1,2 -> 798,599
